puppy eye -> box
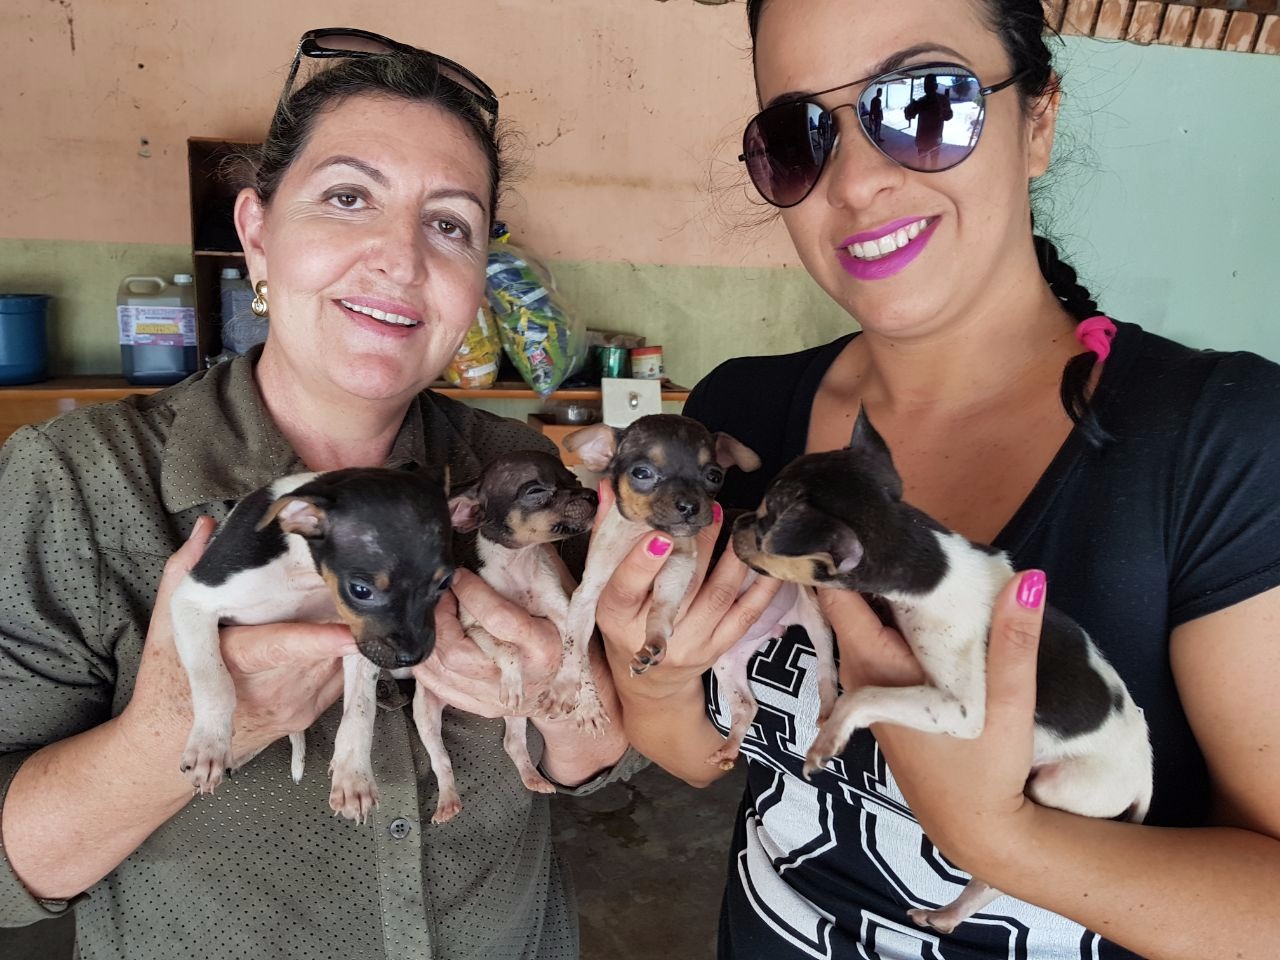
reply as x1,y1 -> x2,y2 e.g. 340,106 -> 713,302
436,571 -> 454,593
705,467 -> 725,486
523,485 -> 552,502
348,580 -> 374,601
630,465 -> 655,482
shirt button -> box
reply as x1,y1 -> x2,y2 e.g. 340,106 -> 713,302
388,817 -> 413,840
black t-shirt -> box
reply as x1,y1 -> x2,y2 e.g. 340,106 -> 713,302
683,321 -> 1280,960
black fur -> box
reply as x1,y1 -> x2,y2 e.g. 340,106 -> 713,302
193,486 -> 288,587
1034,606 -> 1117,738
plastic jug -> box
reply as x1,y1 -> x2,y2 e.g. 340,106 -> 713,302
117,275 -> 199,385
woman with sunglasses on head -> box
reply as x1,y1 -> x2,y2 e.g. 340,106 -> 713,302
595,1 -> 1280,958
0,30 -> 633,959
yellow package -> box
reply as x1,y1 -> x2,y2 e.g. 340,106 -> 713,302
444,307 -> 502,389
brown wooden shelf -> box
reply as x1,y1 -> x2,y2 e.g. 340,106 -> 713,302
0,376 -> 688,401
0,378 -> 690,446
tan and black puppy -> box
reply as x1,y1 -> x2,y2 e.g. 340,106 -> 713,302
170,467 -> 453,823
406,450 -> 597,823
550,414 -> 760,729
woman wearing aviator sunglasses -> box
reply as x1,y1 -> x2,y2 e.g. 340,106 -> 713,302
0,28 -> 634,960
597,1 -> 1280,958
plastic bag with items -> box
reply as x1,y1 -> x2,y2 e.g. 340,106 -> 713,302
484,224 -> 586,397
443,306 -> 502,389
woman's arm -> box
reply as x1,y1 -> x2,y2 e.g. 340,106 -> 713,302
834,578 -> 1280,960
2,519 -> 353,901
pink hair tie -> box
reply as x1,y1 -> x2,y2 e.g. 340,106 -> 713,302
1075,315 -> 1116,363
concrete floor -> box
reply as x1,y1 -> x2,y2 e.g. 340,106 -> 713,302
0,763 -> 744,960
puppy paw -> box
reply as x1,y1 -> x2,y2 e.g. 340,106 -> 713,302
573,683 -> 611,736
498,674 -> 525,715
519,769 -> 558,795
541,674 -> 581,719
432,790 -> 462,824
180,725 -> 235,794
907,907 -> 962,935
328,765 -> 380,824
705,745 -> 739,771
628,642 -> 666,676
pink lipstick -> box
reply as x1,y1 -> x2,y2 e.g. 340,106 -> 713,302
836,216 -> 939,281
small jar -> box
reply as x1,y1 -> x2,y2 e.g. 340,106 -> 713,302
630,345 -> 664,380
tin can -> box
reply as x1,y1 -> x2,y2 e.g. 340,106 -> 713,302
594,344 -> 628,379
630,345 -> 664,380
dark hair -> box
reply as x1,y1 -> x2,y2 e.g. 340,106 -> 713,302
248,51 -> 509,225
746,0 -> 1108,444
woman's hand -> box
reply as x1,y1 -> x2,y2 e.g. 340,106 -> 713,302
594,480 -> 785,701
119,516 -> 356,774
412,568 -> 563,719
818,571 -> 1047,871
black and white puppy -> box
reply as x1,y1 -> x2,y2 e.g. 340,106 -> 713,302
411,450 -> 598,823
732,411 -> 1152,934
554,414 -> 761,731
170,467 -> 453,823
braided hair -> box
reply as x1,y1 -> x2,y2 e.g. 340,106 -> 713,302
745,0 -> 1111,445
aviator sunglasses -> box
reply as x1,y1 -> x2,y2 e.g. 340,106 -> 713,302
740,62 -> 1026,208
275,28 -> 500,134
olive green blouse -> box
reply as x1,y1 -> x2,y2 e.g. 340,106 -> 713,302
0,351 -> 638,959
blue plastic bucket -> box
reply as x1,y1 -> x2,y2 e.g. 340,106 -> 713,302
0,294 -> 51,385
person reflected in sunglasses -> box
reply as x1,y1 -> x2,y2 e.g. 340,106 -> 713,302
902,73 -> 953,168
596,1 -> 1280,958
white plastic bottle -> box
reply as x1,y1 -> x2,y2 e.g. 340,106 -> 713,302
117,274 -> 198,385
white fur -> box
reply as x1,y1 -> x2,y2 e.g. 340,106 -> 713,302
550,503 -> 653,727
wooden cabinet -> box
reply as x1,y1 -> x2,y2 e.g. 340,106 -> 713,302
188,137 -> 260,360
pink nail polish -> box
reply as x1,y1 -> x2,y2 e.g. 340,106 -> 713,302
1017,570 -> 1046,609
647,536 -> 672,558
713,502 -> 723,523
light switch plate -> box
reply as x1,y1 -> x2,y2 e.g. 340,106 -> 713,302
601,377 -> 663,428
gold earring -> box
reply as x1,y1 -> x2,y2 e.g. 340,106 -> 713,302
250,280 -> 269,318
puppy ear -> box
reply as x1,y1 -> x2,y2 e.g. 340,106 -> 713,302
848,409 -> 903,500
766,503 -> 864,574
447,486 -> 483,533
714,433 -> 762,473
563,424 -> 621,473
259,495 -> 330,538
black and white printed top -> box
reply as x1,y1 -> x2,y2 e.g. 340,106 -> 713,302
683,322 -> 1280,960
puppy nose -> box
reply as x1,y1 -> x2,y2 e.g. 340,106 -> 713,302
675,498 -> 699,519
393,651 -> 421,668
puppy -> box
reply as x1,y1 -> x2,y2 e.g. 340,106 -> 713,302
409,450 -> 597,823
732,411 -> 1153,933
170,467 -> 454,823
553,414 -> 761,730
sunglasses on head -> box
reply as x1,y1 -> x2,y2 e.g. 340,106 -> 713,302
740,62 -> 1026,208
275,28 -> 499,134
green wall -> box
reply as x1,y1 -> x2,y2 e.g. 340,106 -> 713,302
1044,38 -> 1278,360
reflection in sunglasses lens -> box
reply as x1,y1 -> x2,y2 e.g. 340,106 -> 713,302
858,71 -> 985,172
745,101 -> 831,208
